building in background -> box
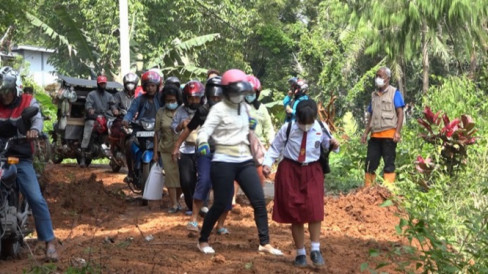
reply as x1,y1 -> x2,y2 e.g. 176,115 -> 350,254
12,45 -> 57,87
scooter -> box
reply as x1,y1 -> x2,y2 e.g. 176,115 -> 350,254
126,117 -> 155,194
0,107 -> 38,258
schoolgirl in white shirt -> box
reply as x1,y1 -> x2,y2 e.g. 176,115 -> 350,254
263,99 -> 339,267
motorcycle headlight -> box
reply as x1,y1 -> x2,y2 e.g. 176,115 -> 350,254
141,121 -> 155,131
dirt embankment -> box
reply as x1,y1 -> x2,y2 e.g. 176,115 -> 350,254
1,164 -> 406,273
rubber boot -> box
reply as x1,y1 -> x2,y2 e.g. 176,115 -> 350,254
383,172 -> 396,185
79,149 -> 87,168
364,173 -> 376,187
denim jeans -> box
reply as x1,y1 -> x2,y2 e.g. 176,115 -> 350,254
194,154 -> 231,210
193,153 -> 212,201
16,159 -> 55,242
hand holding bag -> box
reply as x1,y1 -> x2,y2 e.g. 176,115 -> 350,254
142,163 -> 165,200
245,105 -> 266,166
248,130 -> 266,166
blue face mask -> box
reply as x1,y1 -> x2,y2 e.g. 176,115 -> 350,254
166,102 -> 178,110
245,94 -> 256,103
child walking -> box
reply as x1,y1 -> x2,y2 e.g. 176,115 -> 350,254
262,99 -> 339,267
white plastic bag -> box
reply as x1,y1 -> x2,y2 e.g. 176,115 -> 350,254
142,163 -> 164,200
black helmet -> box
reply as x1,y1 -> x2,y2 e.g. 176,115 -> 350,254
165,76 -> 181,88
288,77 -> 298,88
205,76 -> 223,106
0,66 -> 21,97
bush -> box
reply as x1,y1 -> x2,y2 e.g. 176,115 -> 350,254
326,112 -> 366,192
390,76 -> 488,272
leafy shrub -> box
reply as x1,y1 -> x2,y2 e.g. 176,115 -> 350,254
416,106 -> 477,178
390,76 -> 488,272
326,112 -> 366,192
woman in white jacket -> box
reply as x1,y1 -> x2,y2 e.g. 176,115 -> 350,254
195,69 -> 282,256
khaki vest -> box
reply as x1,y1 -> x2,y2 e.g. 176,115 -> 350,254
370,85 -> 398,132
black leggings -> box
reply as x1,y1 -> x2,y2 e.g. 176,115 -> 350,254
178,153 -> 197,210
199,160 -> 269,245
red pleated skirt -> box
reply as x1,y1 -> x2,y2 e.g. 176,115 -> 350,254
272,158 -> 325,224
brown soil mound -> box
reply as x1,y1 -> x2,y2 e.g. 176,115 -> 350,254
3,164 -> 405,273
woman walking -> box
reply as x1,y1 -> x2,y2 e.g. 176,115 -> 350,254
195,69 -> 282,255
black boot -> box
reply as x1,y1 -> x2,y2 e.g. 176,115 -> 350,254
79,149 -> 87,168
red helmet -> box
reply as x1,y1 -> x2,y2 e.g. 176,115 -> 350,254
97,75 -> 108,84
141,70 -> 161,91
183,80 -> 205,106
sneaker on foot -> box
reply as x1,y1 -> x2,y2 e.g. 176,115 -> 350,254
186,221 -> 199,232
293,255 -> 307,267
216,227 -> 230,235
310,250 -> 325,266
168,206 -> 180,213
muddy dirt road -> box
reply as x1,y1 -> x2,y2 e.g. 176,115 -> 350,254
1,164 -> 405,273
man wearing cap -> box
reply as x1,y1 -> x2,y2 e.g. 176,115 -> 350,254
79,75 -> 118,167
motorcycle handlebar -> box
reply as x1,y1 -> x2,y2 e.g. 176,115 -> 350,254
0,136 -> 35,155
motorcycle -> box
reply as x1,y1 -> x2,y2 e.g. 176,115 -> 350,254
51,112 -> 112,167
108,111 -> 131,173
126,117 -> 155,194
0,107 -> 38,258
50,75 -> 123,166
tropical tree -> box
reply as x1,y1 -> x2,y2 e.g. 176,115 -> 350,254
348,0 -> 488,93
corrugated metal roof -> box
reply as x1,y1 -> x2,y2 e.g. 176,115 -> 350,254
12,45 -> 55,53
59,75 -> 123,91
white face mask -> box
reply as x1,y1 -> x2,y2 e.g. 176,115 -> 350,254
298,123 -> 314,132
229,95 -> 244,104
375,77 -> 385,88
125,83 -> 136,91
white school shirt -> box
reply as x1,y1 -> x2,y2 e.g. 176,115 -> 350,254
262,121 -> 337,167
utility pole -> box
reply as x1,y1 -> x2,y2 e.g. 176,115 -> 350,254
119,0 -> 130,76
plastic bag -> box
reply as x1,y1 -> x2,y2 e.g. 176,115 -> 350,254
142,163 -> 165,200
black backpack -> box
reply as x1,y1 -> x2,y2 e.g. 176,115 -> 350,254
285,120 -> 332,174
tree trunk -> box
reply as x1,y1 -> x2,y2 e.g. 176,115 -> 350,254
468,44 -> 477,79
421,20 -> 430,93
395,57 -> 405,98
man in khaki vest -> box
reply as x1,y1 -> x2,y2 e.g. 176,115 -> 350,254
361,67 -> 405,186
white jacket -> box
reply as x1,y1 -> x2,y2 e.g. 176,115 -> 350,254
197,100 -> 252,162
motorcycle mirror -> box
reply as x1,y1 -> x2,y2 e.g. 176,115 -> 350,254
17,106 -> 39,135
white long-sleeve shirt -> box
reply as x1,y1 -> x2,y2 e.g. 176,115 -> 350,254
197,101 -> 252,163
263,121 -> 337,167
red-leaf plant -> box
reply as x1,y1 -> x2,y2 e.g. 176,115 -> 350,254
417,106 -> 477,177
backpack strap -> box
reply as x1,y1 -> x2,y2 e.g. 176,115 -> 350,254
284,121 -> 293,147
317,120 -> 332,138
